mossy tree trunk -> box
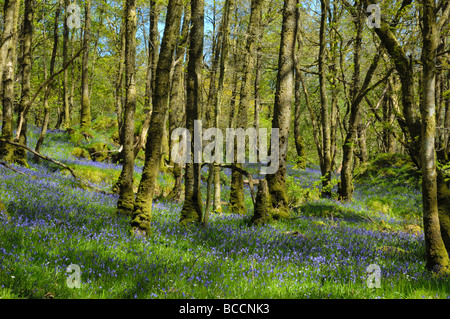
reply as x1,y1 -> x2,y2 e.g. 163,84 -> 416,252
420,0 -> 449,272
266,0 -> 297,216
144,0 -> 160,115
14,0 -> 34,166
250,179 -> 270,225
15,0 -> 35,167
0,0 -> 20,163
179,0 -> 204,225
361,1 -> 420,165
168,3 -> 190,201
80,0 -> 91,131
361,0 -> 450,273
229,0 -> 262,215
117,0 -> 138,216
134,1 -> 161,159
131,0 -> 183,235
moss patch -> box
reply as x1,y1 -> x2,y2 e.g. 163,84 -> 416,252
72,147 -> 91,160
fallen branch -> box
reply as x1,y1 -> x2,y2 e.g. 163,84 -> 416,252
0,161 -> 30,177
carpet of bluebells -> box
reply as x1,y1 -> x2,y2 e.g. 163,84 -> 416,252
0,127 -> 449,299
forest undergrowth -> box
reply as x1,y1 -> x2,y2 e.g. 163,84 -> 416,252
0,126 -> 449,299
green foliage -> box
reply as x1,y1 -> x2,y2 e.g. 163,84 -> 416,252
365,197 -> 392,215
92,116 -> 118,134
72,147 -> 91,160
87,142 -> 111,163
355,153 -> 420,187
286,175 -> 320,207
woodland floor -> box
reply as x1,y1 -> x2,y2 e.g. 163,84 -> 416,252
0,124 -> 449,299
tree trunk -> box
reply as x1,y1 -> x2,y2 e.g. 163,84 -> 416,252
62,0 -> 71,129
0,0 -> 20,83
266,0 -> 297,216
318,0 -> 332,198
357,123 -> 368,162
135,0 -> 161,158
250,179 -> 270,225
144,0 -> 160,115
213,0 -> 233,213
420,0 -> 449,273
338,2 -> 363,201
117,0 -> 138,216
115,18 -> 126,146
131,0 -> 183,235
229,0 -> 263,215
167,3 -> 191,201
294,70 -> 306,169
179,0 -> 204,225
360,0 -> 450,269
383,78 -> 396,153
80,0 -> 91,130
293,9 -> 306,169
15,0 -> 35,167
69,31 -> 76,125
204,3 -> 222,221
0,0 -> 20,163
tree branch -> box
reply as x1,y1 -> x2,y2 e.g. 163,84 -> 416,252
0,138 -> 109,194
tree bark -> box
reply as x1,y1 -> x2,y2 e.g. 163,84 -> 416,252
420,0 -> 449,273
360,0 -> 450,272
251,179 -> 270,225
144,0 -> 160,115
318,0 -> 332,198
80,0 -> 91,130
179,0 -> 204,225
117,0 -> 138,216
62,0 -> 71,129
0,0 -> 20,163
213,0 -> 233,213
15,0 -> 35,167
293,7 -> 306,169
134,1 -> 161,158
338,2 -> 363,201
131,0 -> 183,235
229,0 -> 263,215
266,0 -> 297,216
0,0 -> 20,83
167,3 -> 191,201
115,18 -> 126,149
